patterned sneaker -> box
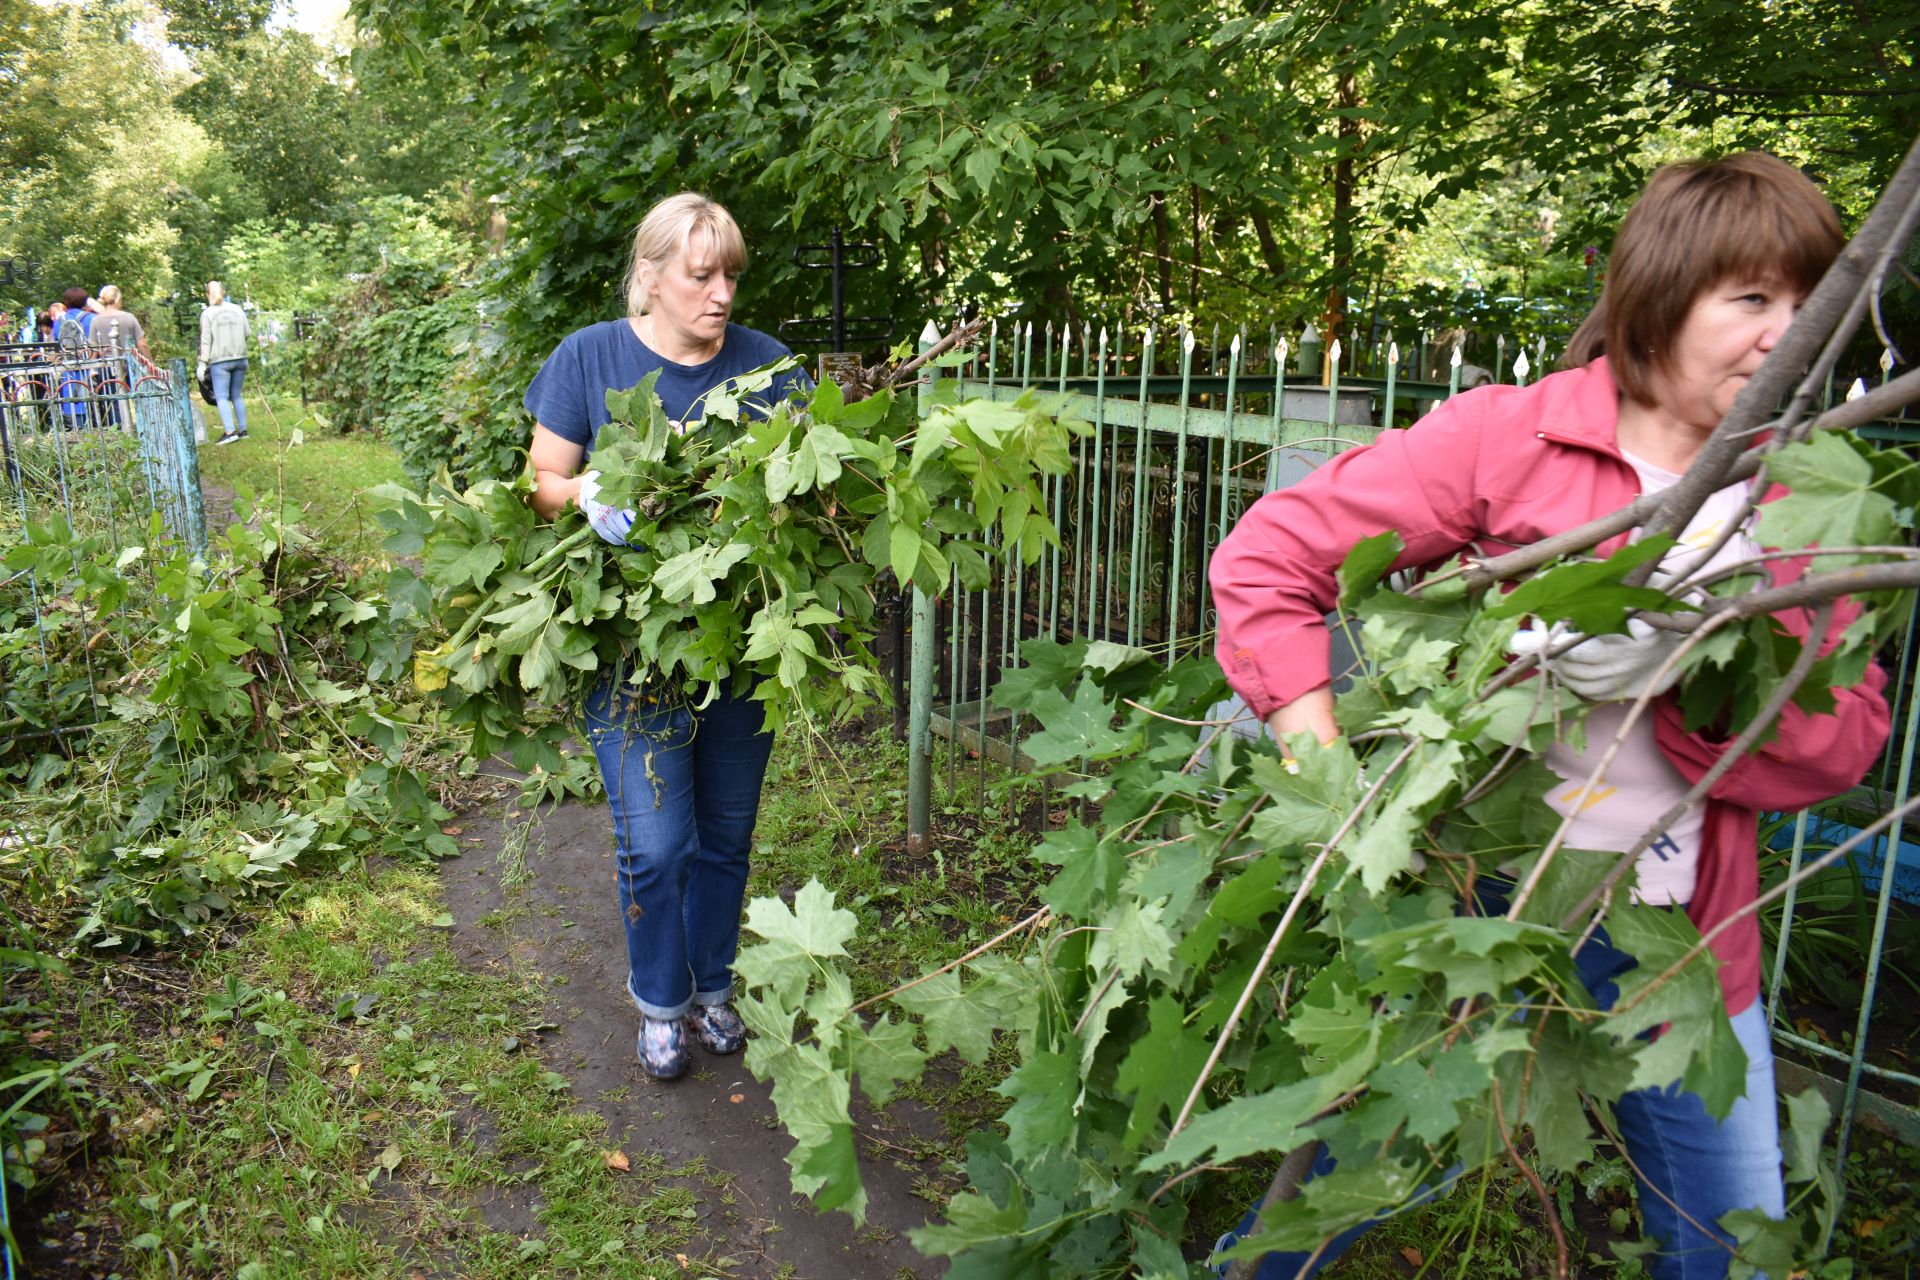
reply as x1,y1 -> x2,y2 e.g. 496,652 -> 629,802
637,1016 -> 688,1079
684,1002 -> 747,1054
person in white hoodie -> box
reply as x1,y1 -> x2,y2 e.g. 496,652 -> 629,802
198,281 -> 251,444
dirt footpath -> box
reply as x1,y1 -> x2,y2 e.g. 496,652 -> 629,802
441,792 -> 941,1279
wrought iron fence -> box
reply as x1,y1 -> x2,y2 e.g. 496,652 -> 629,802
1,343 -> 206,753
901,314 -> 1920,1171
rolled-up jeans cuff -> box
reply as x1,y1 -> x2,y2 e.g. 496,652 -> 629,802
691,985 -> 734,1009
626,975 -> 692,1021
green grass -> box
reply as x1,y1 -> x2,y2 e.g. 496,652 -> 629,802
193,393 -> 409,561
34,862 -> 732,1278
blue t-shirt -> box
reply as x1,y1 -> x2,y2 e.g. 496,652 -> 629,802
524,319 -> 811,452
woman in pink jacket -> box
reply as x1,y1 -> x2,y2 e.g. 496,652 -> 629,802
1209,153 -> 1890,1279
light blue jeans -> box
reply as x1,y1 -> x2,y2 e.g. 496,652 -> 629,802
1218,912 -> 1784,1280
583,674 -> 773,1021
210,358 -> 247,435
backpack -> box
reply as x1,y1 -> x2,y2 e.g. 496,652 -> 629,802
56,310 -> 91,349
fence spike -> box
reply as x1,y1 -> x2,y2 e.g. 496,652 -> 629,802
1847,376 -> 1869,402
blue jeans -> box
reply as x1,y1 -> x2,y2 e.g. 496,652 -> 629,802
210,359 -> 247,435
1220,908 -> 1784,1280
584,674 -> 773,1020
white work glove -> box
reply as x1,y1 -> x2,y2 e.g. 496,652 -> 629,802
1507,570 -> 1699,703
574,470 -> 636,546
195,361 -> 207,380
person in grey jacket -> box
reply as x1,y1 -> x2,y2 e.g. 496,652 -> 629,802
198,281 -> 250,444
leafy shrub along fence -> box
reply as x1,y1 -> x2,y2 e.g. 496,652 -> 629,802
304,260 -> 482,484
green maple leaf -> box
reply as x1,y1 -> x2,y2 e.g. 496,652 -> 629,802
1344,739 -> 1465,895
1367,916 -> 1561,1005
1021,676 -> 1130,766
483,591 -> 554,655
1036,823 -> 1121,918
766,420 -> 854,502
425,536 -> 504,591
909,1187 -> 1029,1258
1483,537 -> 1677,635
850,1014 -> 926,1106
989,637 -> 1091,710
1115,996 -> 1211,1145
1246,733 -> 1361,849
1286,972 -> 1376,1064
765,1040 -> 865,1220
1601,905 -> 1745,1118
1144,1029 -> 1377,1171
893,969 -> 1001,1063
1225,1160 -> 1421,1255
994,1048 -> 1081,1161
1089,899 -> 1174,981
1359,1048 -> 1490,1147
1338,529 -> 1406,608
738,880 -> 858,1009
794,1122 -> 864,1216
1756,431 -> 1899,556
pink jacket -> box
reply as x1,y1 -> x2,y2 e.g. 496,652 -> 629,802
1209,356 -> 1890,1014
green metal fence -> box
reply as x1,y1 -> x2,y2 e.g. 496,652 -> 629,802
902,316 -> 1920,1172
1,344 -> 206,752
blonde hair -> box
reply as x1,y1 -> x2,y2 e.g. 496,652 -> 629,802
207,281 -> 226,304
98,285 -> 122,306
622,193 -> 747,317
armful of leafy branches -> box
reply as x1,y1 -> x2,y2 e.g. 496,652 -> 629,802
372,363 -> 1084,766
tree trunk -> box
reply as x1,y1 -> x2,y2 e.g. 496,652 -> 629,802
1151,195 -> 1174,311
1249,204 -> 1285,288
1327,67 -> 1360,351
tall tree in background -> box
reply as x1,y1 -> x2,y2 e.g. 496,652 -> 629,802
176,29 -> 348,224
157,0 -> 270,52
0,0 -> 211,307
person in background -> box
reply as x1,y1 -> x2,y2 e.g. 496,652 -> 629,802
525,191 -> 811,1081
1207,152 -> 1890,1279
90,286 -> 153,368
55,287 -> 93,349
198,280 -> 250,444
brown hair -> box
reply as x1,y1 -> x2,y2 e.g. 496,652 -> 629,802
1564,152 -> 1844,405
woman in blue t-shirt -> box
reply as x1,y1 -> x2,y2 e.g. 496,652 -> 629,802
525,192 -> 811,1080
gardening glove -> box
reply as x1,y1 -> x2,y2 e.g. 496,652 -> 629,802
1507,570 -> 1700,703
195,360 -> 207,380
574,470 -> 636,546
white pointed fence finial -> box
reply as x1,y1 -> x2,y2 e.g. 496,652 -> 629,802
1451,344 -> 1463,367
1847,377 -> 1868,402
1275,338 -> 1289,366
1328,338 -> 1342,365
1881,348 -> 1897,375
1183,328 -> 1196,353
919,319 -> 941,345
1514,350 -> 1531,382
1388,340 -> 1400,364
